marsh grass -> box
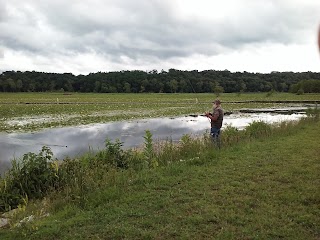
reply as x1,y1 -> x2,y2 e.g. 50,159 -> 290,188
1,92 -> 319,132
306,104 -> 319,121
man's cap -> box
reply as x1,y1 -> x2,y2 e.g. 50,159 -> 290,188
212,99 -> 221,104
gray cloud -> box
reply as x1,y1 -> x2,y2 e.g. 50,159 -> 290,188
1,0 -> 319,73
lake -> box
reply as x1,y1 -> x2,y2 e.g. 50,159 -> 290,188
0,111 -> 306,175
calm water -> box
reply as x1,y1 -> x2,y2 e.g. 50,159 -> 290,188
0,112 -> 305,175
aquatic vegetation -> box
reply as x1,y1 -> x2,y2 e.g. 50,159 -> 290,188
0,92 -> 319,132
305,104 -> 320,121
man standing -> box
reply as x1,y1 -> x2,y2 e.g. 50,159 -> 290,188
205,99 -> 224,148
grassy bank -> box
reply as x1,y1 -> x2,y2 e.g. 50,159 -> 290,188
1,92 -> 320,132
0,116 -> 319,239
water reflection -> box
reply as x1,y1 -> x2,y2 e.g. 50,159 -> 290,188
0,112 -> 305,175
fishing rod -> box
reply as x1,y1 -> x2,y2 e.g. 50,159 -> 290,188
186,77 -> 212,123
36,143 -> 68,148
318,24 -> 320,54
4,137 -> 68,148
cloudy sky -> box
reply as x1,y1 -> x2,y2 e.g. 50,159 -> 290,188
0,0 -> 319,75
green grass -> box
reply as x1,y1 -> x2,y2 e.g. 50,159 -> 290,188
1,92 -> 320,104
1,92 -> 320,132
1,118 -> 319,239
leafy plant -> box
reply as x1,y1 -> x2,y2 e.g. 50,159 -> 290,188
245,121 -> 272,139
221,125 -> 242,146
297,88 -> 304,95
0,146 -> 59,211
157,138 -> 177,166
143,130 -> 158,168
104,138 -> 129,169
179,134 -> 205,159
265,89 -> 275,97
305,105 -> 319,122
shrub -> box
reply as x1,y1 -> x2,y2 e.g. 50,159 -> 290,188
265,90 -> 275,97
306,105 -> 319,122
103,139 -> 129,169
0,146 -> 59,211
179,134 -> 195,155
297,88 -> 304,95
222,125 -> 242,146
245,121 -> 272,139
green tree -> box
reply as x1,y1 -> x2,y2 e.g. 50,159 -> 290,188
213,82 -> 224,96
49,81 -> 56,92
169,79 -> 178,93
94,81 -> 101,93
6,78 -> 16,92
16,79 -> 23,91
240,80 -> 247,93
64,80 -> 74,92
123,82 -> 131,93
279,82 -> 288,92
140,79 -> 149,93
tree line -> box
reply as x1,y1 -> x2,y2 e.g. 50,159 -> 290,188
0,69 -> 320,93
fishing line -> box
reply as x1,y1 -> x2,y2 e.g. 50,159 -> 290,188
187,78 -> 197,94
186,78 -> 211,123
3,137 -> 68,148
36,143 -> 68,148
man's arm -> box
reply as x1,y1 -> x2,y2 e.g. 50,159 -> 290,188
205,111 -> 219,121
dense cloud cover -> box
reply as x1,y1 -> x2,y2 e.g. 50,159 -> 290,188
0,0 -> 319,74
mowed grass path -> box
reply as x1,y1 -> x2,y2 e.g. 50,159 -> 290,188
1,120 -> 319,239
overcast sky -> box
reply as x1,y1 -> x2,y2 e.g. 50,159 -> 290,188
0,0 -> 319,75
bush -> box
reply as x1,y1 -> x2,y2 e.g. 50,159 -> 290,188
100,139 -> 130,169
265,89 -> 275,97
305,105 -> 320,122
297,88 -> 304,95
179,134 -> 196,155
245,121 -> 272,139
222,125 -> 242,146
0,146 -> 59,212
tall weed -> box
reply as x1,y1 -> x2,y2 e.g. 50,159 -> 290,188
306,105 -> 319,122
0,146 -> 59,211
157,139 -> 176,166
245,121 -> 272,139
179,134 -> 199,157
221,125 -> 242,146
143,130 -> 158,168
101,138 -> 129,169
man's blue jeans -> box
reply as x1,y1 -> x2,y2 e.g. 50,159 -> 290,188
210,127 -> 221,148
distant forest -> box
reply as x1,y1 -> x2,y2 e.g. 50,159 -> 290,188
1,69 -> 320,93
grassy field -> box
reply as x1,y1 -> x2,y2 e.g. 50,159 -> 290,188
0,116 -> 319,239
1,92 -> 320,132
